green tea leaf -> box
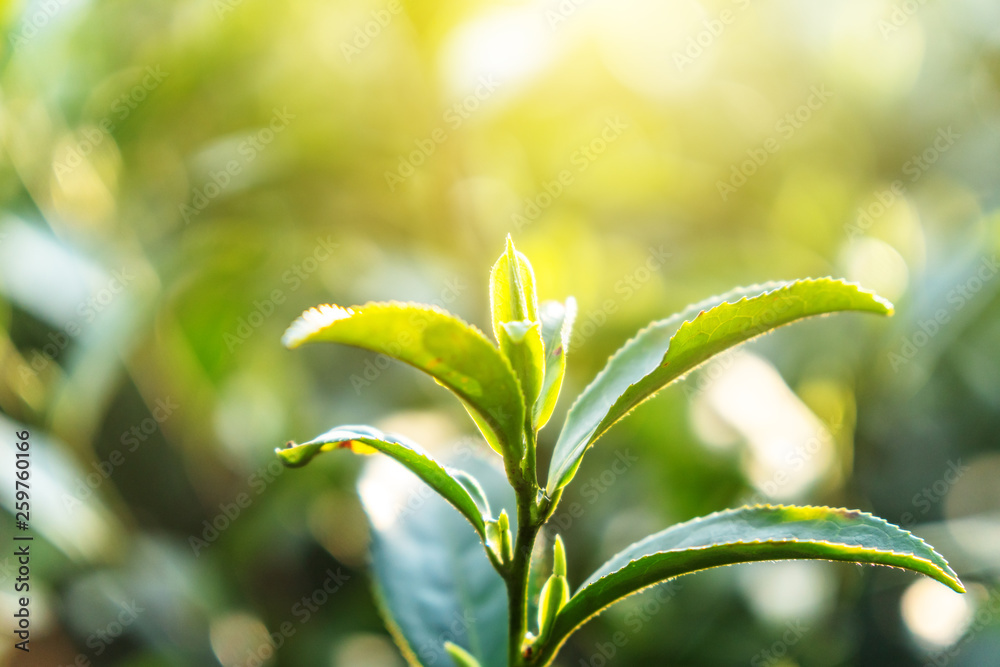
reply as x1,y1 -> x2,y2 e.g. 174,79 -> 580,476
283,302 -> 524,461
491,238 -> 545,417
535,574 -> 569,646
277,425 -> 488,538
452,469 -> 492,518
489,236 -> 539,340
547,279 -> 893,492
365,455 -> 513,667
539,505 -> 963,661
534,298 -> 577,429
499,319 -> 545,426
552,534 -> 567,578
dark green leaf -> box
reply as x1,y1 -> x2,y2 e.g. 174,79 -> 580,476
365,455 -> 513,667
540,505 -> 963,660
547,279 -> 893,492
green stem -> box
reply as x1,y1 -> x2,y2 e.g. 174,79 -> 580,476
500,424 -> 541,666
507,494 -> 538,666
523,428 -> 537,489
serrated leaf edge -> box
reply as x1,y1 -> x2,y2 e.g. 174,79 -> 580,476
277,430 -> 488,537
549,278 -> 893,491
372,580 -> 428,667
575,504 -> 963,595
283,300 -> 496,349
283,300 -> 528,461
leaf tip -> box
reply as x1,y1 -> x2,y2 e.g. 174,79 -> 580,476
444,641 -> 481,667
275,442 -> 308,467
553,534 -> 567,577
876,295 -> 895,316
282,304 -> 355,348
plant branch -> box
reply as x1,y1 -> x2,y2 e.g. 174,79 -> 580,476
506,490 -> 539,666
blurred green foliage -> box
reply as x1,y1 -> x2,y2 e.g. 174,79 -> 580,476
1,0 -> 999,665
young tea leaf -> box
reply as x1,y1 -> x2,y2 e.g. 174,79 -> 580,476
282,302 -> 525,462
278,425 -> 489,538
489,236 -> 540,339
499,320 -> 545,425
535,574 -> 569,647
547,279 -> 893,493
534,298 -> 577,429
537,505 -> 962,662
491,238 -> 545,415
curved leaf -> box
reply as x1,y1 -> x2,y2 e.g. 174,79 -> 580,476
283,302 -> 524,460
365,455 -> 513,667
540,505 -> 963,660
534,297 -> 577,429
277,425 -> 488,538
452,469 -> 492,519
547,279 -> 893,492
